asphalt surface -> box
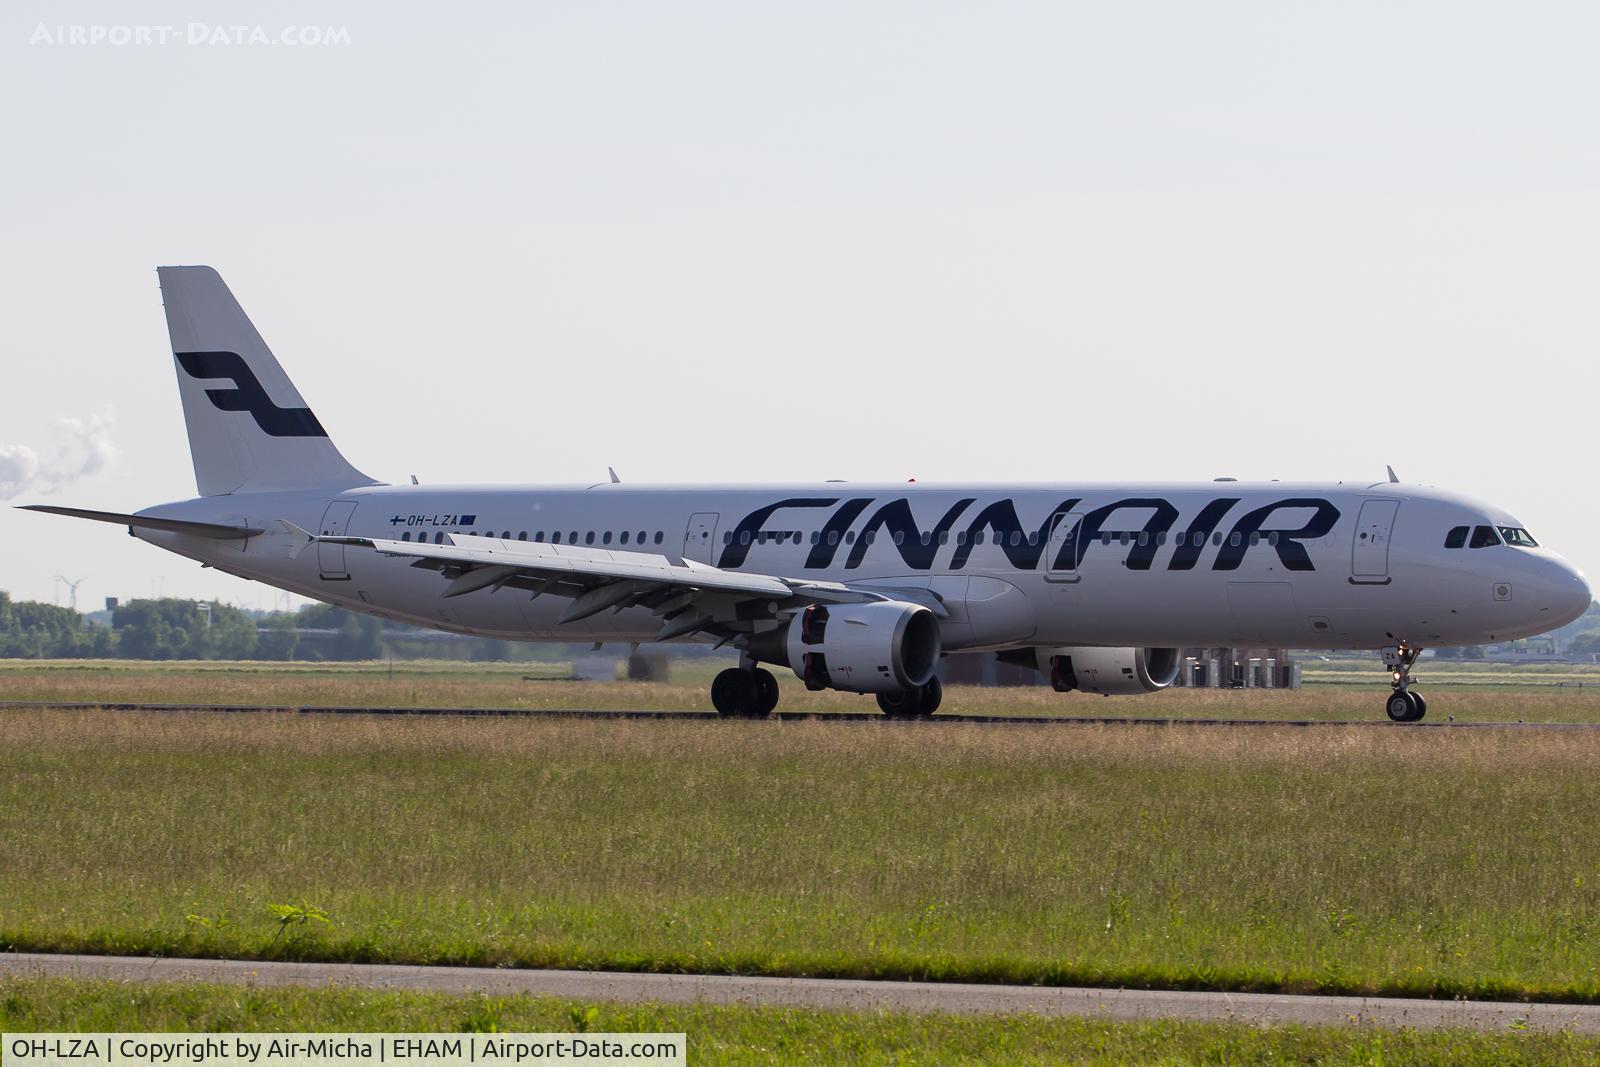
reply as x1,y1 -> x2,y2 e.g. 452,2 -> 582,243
0,700 -> 1594,728
2,953 -> 1597,1033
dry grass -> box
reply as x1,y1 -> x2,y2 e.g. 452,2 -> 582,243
0,660 -> 1597,722
1,709 -> 1598,1000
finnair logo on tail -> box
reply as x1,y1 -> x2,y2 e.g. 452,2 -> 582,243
176,351 -> 327,437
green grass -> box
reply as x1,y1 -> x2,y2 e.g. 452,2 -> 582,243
2,711 -> 1599,1002
2,978 -> 1597,1066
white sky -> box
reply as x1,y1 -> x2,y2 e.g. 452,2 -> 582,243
2,2 -> 1596,612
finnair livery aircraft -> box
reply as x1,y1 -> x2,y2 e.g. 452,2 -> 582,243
25,268 -> 1593,721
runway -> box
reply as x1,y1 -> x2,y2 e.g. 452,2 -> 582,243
1,952 -> 1596,1033
0,700 -> 1595,728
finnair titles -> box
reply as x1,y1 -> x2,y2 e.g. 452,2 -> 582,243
25,267 -> 1592,722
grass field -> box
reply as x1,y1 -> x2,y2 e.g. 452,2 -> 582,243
3,979 -> 1597,1066
1,658 -> 1599,722
2,708 -> 1598,1003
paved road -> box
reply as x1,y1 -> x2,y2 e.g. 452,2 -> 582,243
2,953 -> 1596,1033
2,701 -> 1593,728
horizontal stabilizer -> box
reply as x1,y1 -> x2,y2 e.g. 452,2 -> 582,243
18,505 -> 263,540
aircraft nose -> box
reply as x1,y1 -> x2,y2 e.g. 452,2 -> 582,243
1533,556 -> 1592,629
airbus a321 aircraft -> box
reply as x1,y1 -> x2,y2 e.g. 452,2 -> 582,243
24,267 -> 1593,722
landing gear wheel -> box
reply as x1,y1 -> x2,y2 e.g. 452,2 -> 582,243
877,678 -> 942,719
1385,690 -> 1425,723
752,668 -> 780,716
711,668 -> 768,718
877,687 -> 920,719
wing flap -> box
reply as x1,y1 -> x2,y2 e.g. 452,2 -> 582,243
325,532 -> 794,598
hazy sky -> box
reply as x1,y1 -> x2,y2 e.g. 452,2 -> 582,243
2,2 -> 1596,612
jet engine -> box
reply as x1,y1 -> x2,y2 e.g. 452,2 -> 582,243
749,602 -> 941,694
1036,646 -> 1180,695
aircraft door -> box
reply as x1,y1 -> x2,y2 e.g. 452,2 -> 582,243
1043,512 -> 1084,583
684,512 -> 719,564
317,500 -> 359,580
1351,499 -> 1400,582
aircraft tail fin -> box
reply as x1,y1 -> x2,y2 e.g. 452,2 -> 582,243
157,265 -> 378,496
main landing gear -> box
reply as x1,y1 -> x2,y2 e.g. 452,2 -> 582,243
1382,644 -> 1427,723
711,665 -> 780,718
876,677 -> 943,719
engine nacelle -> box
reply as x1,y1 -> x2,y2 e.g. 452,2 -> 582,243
751,602 -> 942,694
1037,646 -> 1180,695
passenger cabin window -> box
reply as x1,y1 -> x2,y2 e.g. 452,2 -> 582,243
1445,526 -> 1468,549
1469,525 -> 1502,549
1499,527 -> 1539,547
654,532 -> 663,544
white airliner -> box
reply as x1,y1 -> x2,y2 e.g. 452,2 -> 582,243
23,267 -> 1593,722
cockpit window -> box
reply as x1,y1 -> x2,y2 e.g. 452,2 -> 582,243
1469,525 -> 1502,548
1444,526 -> 1468,549
1498,527 -> 1539,548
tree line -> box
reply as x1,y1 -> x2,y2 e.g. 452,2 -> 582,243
0,593 -> 380,661
0,592 -> 556,661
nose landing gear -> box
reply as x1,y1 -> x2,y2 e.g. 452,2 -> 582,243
1381,644 -> 1426,722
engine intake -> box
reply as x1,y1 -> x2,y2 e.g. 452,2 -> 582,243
1038,646 -> 1180,695
750,602 -> 941,694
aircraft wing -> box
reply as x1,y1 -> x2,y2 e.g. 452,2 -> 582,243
292,527 -> 923,641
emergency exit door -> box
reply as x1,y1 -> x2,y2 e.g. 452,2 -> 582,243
684,513 -> 719,564
317,500 -> 359,580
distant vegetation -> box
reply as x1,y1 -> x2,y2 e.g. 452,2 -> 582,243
0,592 -> 569,662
